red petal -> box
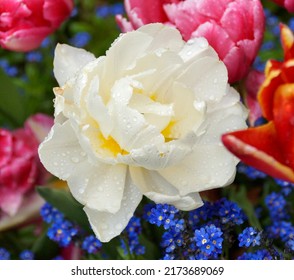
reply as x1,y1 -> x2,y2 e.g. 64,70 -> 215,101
222,123 -> 294,182
280,23 -> 294,60
273,83 -> 294,170
258,66 -> 282,121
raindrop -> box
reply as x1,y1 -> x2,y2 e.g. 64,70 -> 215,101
194,101 -> 205,111
198,39 -> 208,48
71,157 -> 80,163
187,39 -> 194,45
98,187 -> 104,192
78,188 -> 85,194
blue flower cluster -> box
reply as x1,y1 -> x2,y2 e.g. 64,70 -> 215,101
120,216 -> 145,256
82,235 -> 102,254
143,199 -> 245,260
0,248 -> 10,260
95,3 -> 124,18
265,192 -> 289,220
188,198 -> 246,228
0,59 -> 19,77
40,203 -> 78,247
19,250 -> 35,260
238,249 -> 273,260
238,227 -> 261,247
194,225 -> 223,259
237,163 -> 267,180
69,32 -> 92,48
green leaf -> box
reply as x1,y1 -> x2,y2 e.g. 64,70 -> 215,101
0,69 -> 25,127
37,186 -> 92,232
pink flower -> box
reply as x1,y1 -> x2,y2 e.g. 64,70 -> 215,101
0,0 -> 74,52
0,114 -> 53,216
244,69 -> 265,126
116,0 -> 265,83
271,0 -> 294,13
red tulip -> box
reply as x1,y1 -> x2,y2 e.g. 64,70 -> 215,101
0,0 -> 73,52
222,24 -> 294,183
116,0 -> 265,83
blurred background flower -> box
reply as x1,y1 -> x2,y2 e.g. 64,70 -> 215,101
0,0 -> 74,52
271,0 -> 294,13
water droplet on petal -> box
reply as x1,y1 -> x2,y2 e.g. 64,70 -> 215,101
78,188 -> 85,194
71,157 -> 80,163
187,39 -> 194,45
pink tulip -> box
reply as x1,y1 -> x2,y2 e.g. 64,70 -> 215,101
116,0 -> 265,83
0,114 -> 53,216
272,0 -> 294,12
0,0 -> 73,52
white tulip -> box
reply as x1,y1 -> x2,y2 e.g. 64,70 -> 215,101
39,23 -> 247,242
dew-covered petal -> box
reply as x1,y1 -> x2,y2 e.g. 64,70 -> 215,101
138,23 -> 184,53
84,172 -> 142,242
158,144 -> 238,195
53,44 -> 96,86
67,163 -> 127,213
175,56 -> 228,103
130,167 -> 203,211
120,134 -> 194,170
38,120 -> 87,181
197,101 -> 248,145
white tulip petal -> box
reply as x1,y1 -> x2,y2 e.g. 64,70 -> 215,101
87,76 -> 113,138
126,51 -> 182,97
176,56 -> 228,102
130,167 -> 203,211
103,31 -> 153,85
138,23 -> 184,53
159,145 -> 238,196
54,44 -> 96,86
38,121 -> 86,181
66,162 -> 127,213
179,37 -> 218,63
198,103 -> 248,145
110,102 -> 164,151
84,172 -> 142,242
125,140 -> 192,170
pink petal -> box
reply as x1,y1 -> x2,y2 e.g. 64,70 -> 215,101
245,69 -> 265,125
25,113 -> 54,143
0,190 -> 23,216
0,27 -> 52,52
0,129 -> 12,167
